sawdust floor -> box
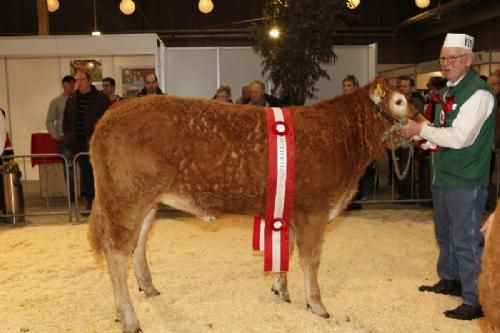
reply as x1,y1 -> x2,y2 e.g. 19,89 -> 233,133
0,207 -> 494,333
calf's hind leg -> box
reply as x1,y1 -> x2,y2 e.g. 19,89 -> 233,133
105,247 -> 142,333
133,207 -> 160,297
294,209 -> 329,318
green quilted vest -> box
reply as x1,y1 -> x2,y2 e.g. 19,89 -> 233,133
432,69 -> 496,187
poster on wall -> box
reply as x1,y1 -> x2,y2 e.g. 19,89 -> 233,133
70,59 -> 103,84
121,68 -> 155,99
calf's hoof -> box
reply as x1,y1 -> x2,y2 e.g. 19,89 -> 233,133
123,328 -> 143,333
271,287 -> 291,303
306,303 -> 330,318
138,286 -> 161,297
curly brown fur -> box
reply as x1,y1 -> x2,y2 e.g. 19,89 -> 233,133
479,201 -> 500,331
86,76 -> 421,332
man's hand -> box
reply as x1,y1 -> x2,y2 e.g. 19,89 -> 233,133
400,119 -> 424,138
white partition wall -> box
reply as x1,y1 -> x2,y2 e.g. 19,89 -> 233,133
313,45 -> 376,103
219,47 -> 267,100
165,48 -> 218,98
163,45 -> 374,102
0,34 -> 162,180
0,36 -> 375,180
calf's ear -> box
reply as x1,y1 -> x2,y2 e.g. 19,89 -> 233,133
369,77 -> 386,105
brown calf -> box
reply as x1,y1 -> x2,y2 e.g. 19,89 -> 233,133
479,202 -> 500,332
88,76 -> 423,333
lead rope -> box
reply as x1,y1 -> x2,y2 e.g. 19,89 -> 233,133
382,121 -> 413,181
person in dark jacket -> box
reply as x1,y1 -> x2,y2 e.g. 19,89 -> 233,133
63,70 -> 110,213
246,80 -> 282,107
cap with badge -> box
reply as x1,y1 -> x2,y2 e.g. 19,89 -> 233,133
442,33 -> 474,51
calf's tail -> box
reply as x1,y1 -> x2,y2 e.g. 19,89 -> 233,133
88,197 -> 105,263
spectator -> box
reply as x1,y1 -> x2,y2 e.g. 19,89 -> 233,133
45,75 -> 76,201
401,33 -> 496,320
235,84 -> 250,104
342,74 -> 359,95
246,80 -> 282,107
63,70 -> 110,213
213,84 -> 232,103
139,73 -> 163,96
102,77 -> 123,105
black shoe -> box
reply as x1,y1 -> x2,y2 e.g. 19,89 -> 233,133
418,279 -> 461,296
346,203 -> 362,211
444,304 -> 483,320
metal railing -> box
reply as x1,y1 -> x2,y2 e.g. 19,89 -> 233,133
0,153 -> 72,223
3,149 -> 500,224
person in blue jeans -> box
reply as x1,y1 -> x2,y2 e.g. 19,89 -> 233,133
401,33 -> 496,320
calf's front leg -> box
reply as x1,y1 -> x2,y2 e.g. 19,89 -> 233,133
294,209 -> 329,318
271,224 -> 295,302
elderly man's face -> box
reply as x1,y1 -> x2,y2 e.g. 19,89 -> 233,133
250,84 -> 265,104
440,47 -> 472,84
144,74 -> 159,94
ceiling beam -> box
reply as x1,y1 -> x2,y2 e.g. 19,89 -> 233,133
407,0 -> 500,40
36,0 -> 49,36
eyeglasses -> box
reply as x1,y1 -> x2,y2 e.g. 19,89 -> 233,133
438,54 -> 468,64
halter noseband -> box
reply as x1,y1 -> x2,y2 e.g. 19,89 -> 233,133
373,100 -> 420,125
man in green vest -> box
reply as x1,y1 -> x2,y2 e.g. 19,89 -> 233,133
401,33 -> 496,320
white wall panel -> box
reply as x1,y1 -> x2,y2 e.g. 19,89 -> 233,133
219,47 -> 266,100
166,48 -> 217,98
313,45 -> 371,103
0,58 -> 9,131
7,58 -> 61,179
0,34 -> 158,57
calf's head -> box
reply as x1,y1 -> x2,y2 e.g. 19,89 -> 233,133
368,75 -> 427,149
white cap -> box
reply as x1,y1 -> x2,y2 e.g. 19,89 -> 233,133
443,33 -> 474,50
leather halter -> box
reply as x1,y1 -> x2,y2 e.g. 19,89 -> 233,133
374,100 -> 420,125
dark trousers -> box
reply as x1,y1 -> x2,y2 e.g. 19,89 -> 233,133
57,141 -> 74,200
418,151 -> 432,205
78,155 -> 94,201
74,137 -> 94,202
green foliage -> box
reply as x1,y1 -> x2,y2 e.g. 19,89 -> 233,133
252,0 -> 347,105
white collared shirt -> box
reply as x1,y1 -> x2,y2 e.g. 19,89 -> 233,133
419,73 -> 495,149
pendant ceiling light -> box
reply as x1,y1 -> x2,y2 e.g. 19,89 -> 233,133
119,0 -> 136,15
346,0 -> 360,10
415,0 -> 431,9
47,0 -> 60,12
269,27 -> 280,39
198,0 -> 214,14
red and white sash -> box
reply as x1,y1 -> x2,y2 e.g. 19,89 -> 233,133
253,107 -> 295,272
